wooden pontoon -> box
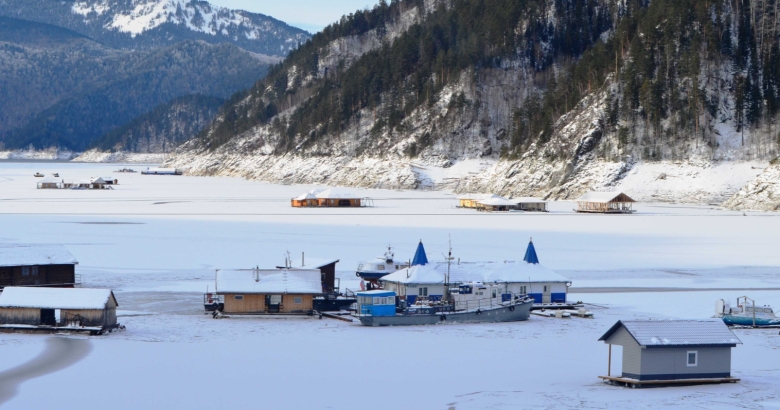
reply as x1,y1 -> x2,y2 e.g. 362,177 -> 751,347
575,192 -> 636,213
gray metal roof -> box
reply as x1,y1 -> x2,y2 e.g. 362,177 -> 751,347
0,244 -> 78,267
599,319 -> 742,347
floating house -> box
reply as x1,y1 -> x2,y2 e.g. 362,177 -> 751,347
598,319 -> 742,387
379,240 -> 570,305
215,269 -> 323,315
475,197 -> 520,212
0,287 -> 119,334
0,244 -> 79,288
355,290 -> 396,316
291,188 -> 369,207
514,197 -> 549,212
457,194 -> 504,208
36,177 -> 63,189
575,192 -> 636,213
141,167 -> 182,175
60,177 -> 112,190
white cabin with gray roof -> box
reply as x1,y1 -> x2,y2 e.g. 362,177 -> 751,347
599,320 -> 742,386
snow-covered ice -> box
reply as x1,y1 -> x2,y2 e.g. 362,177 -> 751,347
0,161 -> 778,409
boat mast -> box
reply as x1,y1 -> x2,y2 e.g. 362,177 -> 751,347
443,235 -> 453,302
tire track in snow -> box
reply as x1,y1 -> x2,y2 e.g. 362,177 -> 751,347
0,337 -> 92,406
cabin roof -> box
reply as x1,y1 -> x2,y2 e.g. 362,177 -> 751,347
294,192 -> 318,200
356,290 -> 395,296
216,269 -> 322,294
38,177 -> 61,183
0,287 -> 116,309
512,197 -> 547,203
575,192 -> 635,203
477,198 -> 519,206
379,261 -> 569,285
315,188 -> 357,199
283,258 -> 340,269
457,193 -> 503,201
0,244 -> 78,267
599,319 -> 742,347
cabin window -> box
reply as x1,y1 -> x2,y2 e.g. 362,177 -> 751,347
31,266 -> 39,276
234,295 -> 244,300
492,289 -> 497,298
373,297 -> 381,305
293,297 -> 303,304
21,266 -> 30,276
376,265 -> 385,270
418,287 -> 428,297
519,286 -> 527,294
687,351 -> 698,367
543,286 -> 548,292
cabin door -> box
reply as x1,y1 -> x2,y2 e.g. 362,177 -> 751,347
542,285 -> 551,304
266,295 -> 282,313
40,309 -> 56,326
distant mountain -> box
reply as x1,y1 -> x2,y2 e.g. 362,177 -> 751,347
2,38 -> 267,151
90,94 -> 224,153
0,0 -> 310,56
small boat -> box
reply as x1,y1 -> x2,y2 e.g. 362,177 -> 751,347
52,173 -> 59,177
716,297 -> 780,327
355,283 -> 534,326
355,246 -> 410,284
34,172 -> 44,177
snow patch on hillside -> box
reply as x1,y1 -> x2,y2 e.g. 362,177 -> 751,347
0,148 -> 77,160
72,150 -> 168,163
722,160 -> 780,211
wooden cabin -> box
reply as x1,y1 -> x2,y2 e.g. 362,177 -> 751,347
215,269 -> 323,315
575,192 -> 636,213
0,244 -> 78,288
0,287 -> 119,333
457,194 -> 503,208
475,197 -> 519,212
515,197 -> 549,212
599,320 -> 742,387
315,189 -> 362,207
36,177 -> 63,189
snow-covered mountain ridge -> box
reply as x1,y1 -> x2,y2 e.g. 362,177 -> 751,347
0,0 -> 310,55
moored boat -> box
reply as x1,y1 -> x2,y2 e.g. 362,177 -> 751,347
716,297 -> 780,327
355,285 -> 534,326
355,246 -> 410,283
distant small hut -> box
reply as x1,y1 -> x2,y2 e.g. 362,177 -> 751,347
215,269 -> 323,315
575,192 -> 636,213
457,194 -> 503,208
0,287 -> 119,334
475,197 -> 519,212
291,192 -> 318,207
598,319 -> 742,387
141,167 -> 182,175
0,244 -> 79,288
315,188 -> 363,207
514,197 -> 548,212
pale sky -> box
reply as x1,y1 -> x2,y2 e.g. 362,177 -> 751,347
208,0 -> 382,33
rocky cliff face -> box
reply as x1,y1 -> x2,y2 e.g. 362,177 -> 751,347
167,0 -> 780,210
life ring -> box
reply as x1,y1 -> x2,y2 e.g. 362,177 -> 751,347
509,305 -> 515,311
440,314 -> 446,321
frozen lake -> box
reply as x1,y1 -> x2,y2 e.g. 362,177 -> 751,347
0,161 -> 778,409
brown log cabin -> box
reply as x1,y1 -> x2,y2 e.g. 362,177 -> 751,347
0,244 -> 79,289
215,269 -> 323,315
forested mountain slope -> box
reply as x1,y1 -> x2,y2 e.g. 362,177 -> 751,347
166,0 -> 780,209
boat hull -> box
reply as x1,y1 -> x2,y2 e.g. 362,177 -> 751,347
357,300 -> 532,326
721,315 -> 780,327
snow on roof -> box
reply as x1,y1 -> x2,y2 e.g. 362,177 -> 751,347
477,198 -> 519,206
0,287 -> 116,310
0,244 -> 78,267
599,319 -> 742,347
216,269 -> 322,294
284,258 -> 339,269
379,261 -> 569,285
90,177 -> 107,183
38,177 -> 61,183
315,188 -> 357,199
512,197 -> 547,203
457,193 -> 503,200
575,191 -> 635,203
356,290 -> 395,295
294,192 -> 318,200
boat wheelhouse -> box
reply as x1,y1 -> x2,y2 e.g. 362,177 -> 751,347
355,246 -> 410,283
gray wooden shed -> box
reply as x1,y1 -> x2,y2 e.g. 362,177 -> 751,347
598,319 -> 742,387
